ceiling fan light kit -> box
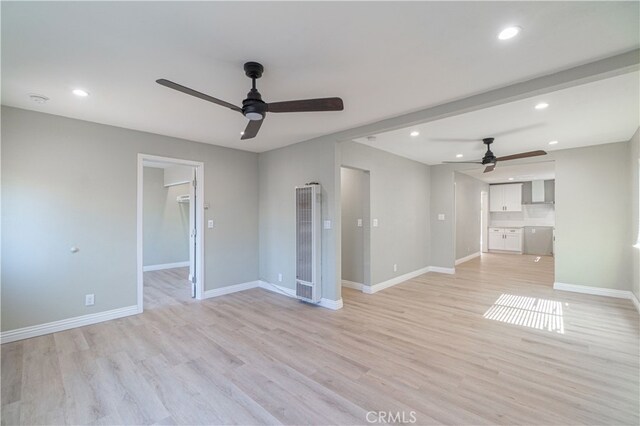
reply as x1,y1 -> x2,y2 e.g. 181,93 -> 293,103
156,61 -> 344,140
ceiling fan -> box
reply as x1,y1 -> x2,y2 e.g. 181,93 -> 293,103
443,137 -> 547,173
156,62 -> 344,140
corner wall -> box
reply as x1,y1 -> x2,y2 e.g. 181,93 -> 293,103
554,142 -> 631,290
628,128 -> 639,300
258,138 -> 339,301
339,141 -> 430,285
1,107 -> 259,331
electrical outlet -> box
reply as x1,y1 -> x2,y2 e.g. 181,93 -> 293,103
393,264 -> 398,272
357,218 -> 363,227
278,273 -> 282,282
85,294 -> 95,306
208,220 -> 214,229
373,219 -> 379,227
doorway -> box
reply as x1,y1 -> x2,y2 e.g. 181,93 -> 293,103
340,167 -> 371,291
481,191 -> 489,253
137,154 -> 204,312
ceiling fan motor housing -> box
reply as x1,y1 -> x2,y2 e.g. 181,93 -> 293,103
242,62 -> 266,120
242,92 -> 266,120
482,137 -> 497,164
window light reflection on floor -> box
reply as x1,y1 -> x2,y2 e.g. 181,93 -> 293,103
483,294 -> 565,334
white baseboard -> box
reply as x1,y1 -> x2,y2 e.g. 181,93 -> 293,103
143,261 -> 189,272
455,252 -> 481,266
258,280 -> 296,297
1,305 -> 140,344
319,298 -> 343,310
365,266 -> 431,294
554,282 -> 640,313
428,266 -> 456,275
631,292 -> 640,314
259,280 -> 342,310
341,280 -> 364,291
553,282 -> 633,299
204,280 -> 260,299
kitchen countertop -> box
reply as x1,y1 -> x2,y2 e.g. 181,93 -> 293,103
490,225 -> 555,229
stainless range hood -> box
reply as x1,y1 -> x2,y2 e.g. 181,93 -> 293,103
523,180 -> 555,204
532,180 -> 545,203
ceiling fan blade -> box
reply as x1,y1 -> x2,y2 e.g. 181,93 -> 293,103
156,79 -> 242,113
497,150 -> 547,162
442,161 -> 483,164
240,119 -> 263,140
267,97 -> 344,113
484,164 -> 496,173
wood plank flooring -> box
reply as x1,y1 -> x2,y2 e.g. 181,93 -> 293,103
2,254 -> 638,425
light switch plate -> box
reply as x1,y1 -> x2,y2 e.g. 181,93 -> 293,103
323,220 -> 332,229
438,214 -> 445,221
208,220 -> 214,228
357,218 -> 363,227
373,219 -> 379,227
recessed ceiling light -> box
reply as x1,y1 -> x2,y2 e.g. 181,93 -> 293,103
498,26 -> 521,40
456,154 -> 463,158
535,102 -> 549,110
410,131 -> 420,137
548,140 -> 558,145
29,94 -> 49,104
72,89 -> 89,97
508,177 -> 514,181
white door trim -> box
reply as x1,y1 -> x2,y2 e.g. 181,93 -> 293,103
137,154 -> 205,313
481,191 -> 488,253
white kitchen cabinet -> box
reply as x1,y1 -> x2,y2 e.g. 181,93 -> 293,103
488,228 -> 504,250
488,227 -> 522,252
489,184 -> 522,212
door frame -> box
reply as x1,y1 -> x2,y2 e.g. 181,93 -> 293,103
136,153 -> 205,313
481,191 -> 489,252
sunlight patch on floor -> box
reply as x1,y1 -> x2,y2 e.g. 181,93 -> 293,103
483,293 -> 565,334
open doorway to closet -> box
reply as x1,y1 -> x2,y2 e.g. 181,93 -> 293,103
340,166 -> 371,292
137,154 -> 204,312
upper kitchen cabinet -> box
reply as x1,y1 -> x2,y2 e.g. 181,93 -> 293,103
489,183 -> 523,212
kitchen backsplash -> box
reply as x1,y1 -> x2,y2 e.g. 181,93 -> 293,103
490,204 -> 555,227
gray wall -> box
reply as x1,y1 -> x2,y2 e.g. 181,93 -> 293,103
628,128 -> 639,299
455,172 -> 488,260
258,138 -> 339,301
340,167 -> 369,285
143,167 -> 189,266
340,141 -> 430,285
1,107 -> 259,331
554,142 -> 631,290
429,164 -> 457,268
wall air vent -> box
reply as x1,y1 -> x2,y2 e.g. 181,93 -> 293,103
295,184 -> 322,303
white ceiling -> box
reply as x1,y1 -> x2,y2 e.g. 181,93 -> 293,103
459,161 -> 555,184
353,71 -> 640,165
2,2 -> 639,153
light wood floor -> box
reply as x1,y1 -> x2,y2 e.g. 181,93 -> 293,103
2,254 -> 638,425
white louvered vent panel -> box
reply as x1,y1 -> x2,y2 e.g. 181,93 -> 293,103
295,184 -> 321,303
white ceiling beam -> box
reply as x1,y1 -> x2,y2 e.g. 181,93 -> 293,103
319,48 -> 639,143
